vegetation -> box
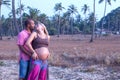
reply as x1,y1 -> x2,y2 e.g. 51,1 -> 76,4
0,0 -> 119,42
0,0 -> 10,40
98,0 -> 116,36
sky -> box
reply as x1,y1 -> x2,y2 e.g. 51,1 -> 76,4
1,0 -> 120,21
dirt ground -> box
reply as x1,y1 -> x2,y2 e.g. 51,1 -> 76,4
0,35 -> 120,66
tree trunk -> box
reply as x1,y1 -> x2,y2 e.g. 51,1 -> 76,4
108,17 -> 110,32
90,0 -> 95,42
12,0 -> 19,35
0,5 -> 2,40
57,11 -> 60,37
83,14 -> 86,37
20,0 -> 23,30
100,0 -> 107,36
10,19 -> 14,38
71,14 -> 73,36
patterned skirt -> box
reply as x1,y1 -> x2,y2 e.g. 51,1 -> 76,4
27,59 -> 48,80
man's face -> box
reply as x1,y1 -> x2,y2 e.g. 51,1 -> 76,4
29,20 -> 35,30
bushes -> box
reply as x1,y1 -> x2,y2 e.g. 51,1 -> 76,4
48,27 -> 57,35
73,27 -> 81,34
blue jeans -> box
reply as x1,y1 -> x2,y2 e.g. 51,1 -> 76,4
19,59 -> 30,79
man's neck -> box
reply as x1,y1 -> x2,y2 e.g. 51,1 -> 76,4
25,28 -> 31,34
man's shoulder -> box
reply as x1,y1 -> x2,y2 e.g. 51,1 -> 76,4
18,30 -> 27,35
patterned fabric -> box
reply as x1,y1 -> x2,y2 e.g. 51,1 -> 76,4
27,59 -> 48,80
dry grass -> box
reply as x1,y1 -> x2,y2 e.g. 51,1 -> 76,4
0,35 -> 120,67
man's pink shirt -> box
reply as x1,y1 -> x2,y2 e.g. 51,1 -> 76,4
17,30 -> 31,61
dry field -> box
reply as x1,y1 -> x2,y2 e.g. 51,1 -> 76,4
0,35 -> 120,67
1,35 -> 120,80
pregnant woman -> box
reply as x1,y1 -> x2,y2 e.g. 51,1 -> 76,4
26,22 -> 50,80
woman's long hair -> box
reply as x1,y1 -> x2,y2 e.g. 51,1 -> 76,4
35,21 -> 49,36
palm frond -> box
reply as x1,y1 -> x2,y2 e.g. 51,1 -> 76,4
99,0 -> 104,3
107,0 -> 111,5
2,0 -> 10,5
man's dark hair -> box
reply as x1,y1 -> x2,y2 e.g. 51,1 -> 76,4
24,19 -> 33,27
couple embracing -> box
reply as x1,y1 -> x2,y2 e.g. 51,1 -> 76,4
17,19 -> 50,80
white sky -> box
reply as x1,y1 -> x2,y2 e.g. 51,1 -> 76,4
1,0 -> 120,21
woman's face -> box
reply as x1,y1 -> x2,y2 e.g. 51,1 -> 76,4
36,24 -> 44,32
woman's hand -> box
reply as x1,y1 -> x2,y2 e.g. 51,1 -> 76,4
32,52 -> 38,60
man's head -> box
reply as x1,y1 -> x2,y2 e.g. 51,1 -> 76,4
24,19 -> 35,31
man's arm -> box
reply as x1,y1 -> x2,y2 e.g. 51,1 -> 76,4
17,32 -> 32,57
18,45 -> 32,57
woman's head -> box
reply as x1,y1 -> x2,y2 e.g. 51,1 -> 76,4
35,21 -> 45,32
35,21 -> 48,35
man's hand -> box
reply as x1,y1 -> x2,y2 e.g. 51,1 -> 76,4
32,52 -> 38,60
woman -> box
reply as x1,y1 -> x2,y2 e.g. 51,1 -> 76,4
26,22 -> 50,80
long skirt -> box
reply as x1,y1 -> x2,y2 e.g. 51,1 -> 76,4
27,59 -> 48,80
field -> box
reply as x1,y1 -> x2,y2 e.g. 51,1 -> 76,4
0,34 -> 120,80
0,35 -> 120,66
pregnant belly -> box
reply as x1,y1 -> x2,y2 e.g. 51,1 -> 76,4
35,47 -> 50,60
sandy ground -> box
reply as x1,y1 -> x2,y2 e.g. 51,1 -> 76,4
0,60 -> 120,80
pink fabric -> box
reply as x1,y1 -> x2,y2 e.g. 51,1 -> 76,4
17,30 -> 30,60
27,64 -> 47,80
39,69 -> 47,80
28,64 -> 40,80
27,60 -> 47,80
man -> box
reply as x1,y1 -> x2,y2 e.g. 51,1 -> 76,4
17,19 -> 35,80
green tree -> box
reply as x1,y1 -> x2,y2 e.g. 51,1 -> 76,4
68,4 -> 78,35
81,4 -> 90,36
54,3 -> 65,37
16,2 -> 25,30
60,12 -> 70,34
0,0 -> 10,40
38,13 -> 48,24
99,0 -> 116,36
27,6 -> 40,20
90,0 -> 96,42
98,7 -> 120,32
12,0 -> 19,35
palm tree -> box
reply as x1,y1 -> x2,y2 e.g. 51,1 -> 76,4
12,0 -> 19,35
81,4 -> 90,36
16,0 -> 25,30
60,12 -> 70,34
27,6 -> 40,21
54,3 -> 65,37
0,0 -> 10,40
90,0 -> 96,42
99,0 -> 116,36
68,4 -> 78,35
19,0 -> 22,30
38,13 -> 48,24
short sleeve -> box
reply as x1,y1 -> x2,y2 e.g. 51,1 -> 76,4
17,32 -> 25,45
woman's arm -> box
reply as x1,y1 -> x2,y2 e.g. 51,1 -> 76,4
25,32 -> 38,59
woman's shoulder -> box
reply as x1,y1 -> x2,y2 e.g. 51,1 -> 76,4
30,30 -> 37,37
